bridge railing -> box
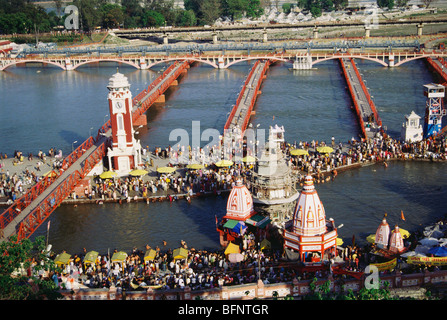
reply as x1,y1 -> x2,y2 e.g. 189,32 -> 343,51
339,58 -> 367,139
240,60 -> 271,131
0,171 -> 59,229
349,57 -> 382,127
15,142 -> 107,241
224,60 -> 261,131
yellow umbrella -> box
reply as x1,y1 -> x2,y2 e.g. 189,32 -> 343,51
366,234 -> 376,244
336,238 -> 344,246
100,171 -> 117,179
215,160 -> 234,167
290,148 -> 309,156
224,242 -> 240,255
83,251 -> 99,264
111,251 -> 128,263
316,146 -> 334,154
186,163 -> 204,170
173,247 -> 188,261
129,169 -> 148,176
54,252 -> 71,266
398,228 -> 410,239
43,170 -> 58,178
144,249 -> 157,262
157,166 -> 176,174
242,155 -> 256,163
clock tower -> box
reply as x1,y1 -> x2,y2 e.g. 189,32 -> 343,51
106,70 -> 142,176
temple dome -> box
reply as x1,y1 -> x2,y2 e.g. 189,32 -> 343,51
226,180 -> 255,220
107,71 -> 130,90
375,217 -> 391,249
389,225 -> 405,253
292,175 -> 327,236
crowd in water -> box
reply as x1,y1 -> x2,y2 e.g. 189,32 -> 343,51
1,133 -> 447,204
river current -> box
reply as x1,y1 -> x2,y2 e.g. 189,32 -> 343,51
1,58 -> 446,254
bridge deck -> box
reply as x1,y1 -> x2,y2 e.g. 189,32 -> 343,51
339,58 -> 382,140
224,60 -> 270,132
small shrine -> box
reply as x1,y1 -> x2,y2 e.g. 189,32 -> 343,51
283,175 -> 338,263
401,111 -> 423,142
371,214 -> 408,257
217,180 -> 271,247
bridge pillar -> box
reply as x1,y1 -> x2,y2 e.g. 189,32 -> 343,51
389,54 -> 395,67
65,58 -> 74,71
218,56 -> 225,69
313,27 -> 319,39
163,34 -> 169,45
263,29 -> 268,43
139,57 -> 148,70
417,23 -> 423,37
364,26 -> 371,38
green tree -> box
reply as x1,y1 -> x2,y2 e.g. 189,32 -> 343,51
100,4 -> 125,29
73,0 -> 101,32
0,236 -> 61,300
142,9 -> 165,27
200,0 -> 223,25
377,0 -> 394,10
176,9 -> 197,26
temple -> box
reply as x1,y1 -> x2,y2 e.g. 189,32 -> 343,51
373,214 -> 407,257
216,180 -> 271,247
283,175 -> 338,263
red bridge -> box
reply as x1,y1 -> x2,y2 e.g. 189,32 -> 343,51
0,60 -> 190,242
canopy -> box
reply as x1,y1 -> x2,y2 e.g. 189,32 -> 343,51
260,238 -> 271,250
54,252 -> 71,266
129,169 -> 148,176
157,166 -> 176,174
242,155 -> 256,163
336,238 -> 344,246
100,171 -> 117,179
428,246 -> 447,257
173,247 -> 188,261
366,234 -> 375,244
186,163 -> 204,170
144,249 -> 157,261
83,251 -> 99,264
316,146 -> 334,154
232,221 -> 247,235
43,170 -> 57,178
111,251 -> 128,263
290,148 -> 309,156
228,253 -> 244,263
224,242 -> 240,255
215,160 -> 233,167
399,228 -> 410,239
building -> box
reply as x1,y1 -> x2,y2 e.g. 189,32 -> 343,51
401,111 -> 423,142
106,71 -> 143,176
373,214 -> 407,257
217,180 -> 270,247
250,125 -> 299,226
283,175 -> 338,263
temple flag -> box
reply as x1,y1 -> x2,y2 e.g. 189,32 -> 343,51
401,210 -> 405,221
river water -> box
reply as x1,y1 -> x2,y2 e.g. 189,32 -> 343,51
1,58 -> 446,254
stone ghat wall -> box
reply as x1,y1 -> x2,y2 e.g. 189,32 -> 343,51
59,269 -> 447,300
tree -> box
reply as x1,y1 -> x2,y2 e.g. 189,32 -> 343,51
100,4 -> 125,29
142,9 -> 165,27
73,0 -> 101,32
421,0 -> 436,8
377,0 -> 394,10
0,236 -> 61,300
176,9 -> 197,27
200,0 -> 223,25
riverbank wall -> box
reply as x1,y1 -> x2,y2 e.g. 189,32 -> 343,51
58,268 -> 447,300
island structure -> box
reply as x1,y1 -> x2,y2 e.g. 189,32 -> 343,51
249,125 -> 299,230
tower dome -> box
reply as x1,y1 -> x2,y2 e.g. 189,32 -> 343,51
375,216 -> 391,249
226,180 -> 255,221
389,225 -> 405,253
292,175 -> 327,236
107,71 -> 130,90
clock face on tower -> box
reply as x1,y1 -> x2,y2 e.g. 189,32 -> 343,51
115,101 -> 123,110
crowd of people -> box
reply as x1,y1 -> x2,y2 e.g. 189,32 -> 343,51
1,134 -> 446,205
